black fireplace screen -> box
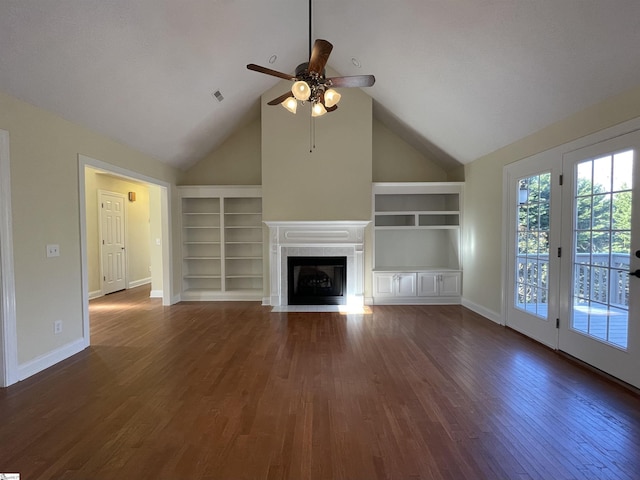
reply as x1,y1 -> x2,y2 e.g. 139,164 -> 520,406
287,256 -> 347,305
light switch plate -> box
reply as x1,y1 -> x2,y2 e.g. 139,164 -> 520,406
46,244 -> 60,257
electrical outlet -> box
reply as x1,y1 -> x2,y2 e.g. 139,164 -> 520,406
46,244 -> 60,257
54,320 -> 62,335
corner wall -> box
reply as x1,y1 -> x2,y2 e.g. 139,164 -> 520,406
0,89 -> 179,370
462,84 -> 640,319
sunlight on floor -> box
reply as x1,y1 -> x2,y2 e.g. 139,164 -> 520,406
271,305 -> 373,315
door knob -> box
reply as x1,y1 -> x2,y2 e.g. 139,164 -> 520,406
629,269 -> 640,278
636,250 -> 640,258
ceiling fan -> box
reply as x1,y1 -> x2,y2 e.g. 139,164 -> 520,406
246,2 -> 375,117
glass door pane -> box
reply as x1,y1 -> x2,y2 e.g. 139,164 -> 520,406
571,151 -> 632,349
515,173 -> 551,319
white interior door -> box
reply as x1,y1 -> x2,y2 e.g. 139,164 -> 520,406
504,156 -> 562,348
100,191 -> 126,295
559,130 -> 640,388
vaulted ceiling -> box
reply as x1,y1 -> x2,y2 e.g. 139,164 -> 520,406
2,1 -> 640,171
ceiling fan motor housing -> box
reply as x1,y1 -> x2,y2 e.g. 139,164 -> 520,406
295,62 -> 328,104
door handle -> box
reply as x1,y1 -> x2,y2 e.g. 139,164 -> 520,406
629,269 -> 640,278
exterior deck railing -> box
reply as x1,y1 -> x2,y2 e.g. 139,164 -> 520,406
516,253 -> 630,308
515,252 -> 630,347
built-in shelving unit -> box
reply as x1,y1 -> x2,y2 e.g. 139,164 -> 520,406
179,186 -> 263,301
372,182 -> 463,304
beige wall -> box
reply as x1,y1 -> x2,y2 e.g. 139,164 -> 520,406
463,84 -> 640,318
0,89 -> 179,365
84,169 -> 152,295
373,120 -> 448,182
182,113 -> 448,187
261,78 -> 373,221
179,116 -> 262,186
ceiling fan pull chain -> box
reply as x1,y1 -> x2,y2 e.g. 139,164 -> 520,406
310,115 -> 314,152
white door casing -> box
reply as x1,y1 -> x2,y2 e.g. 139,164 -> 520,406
99,191 -> 127,295
0,129 -> 18,387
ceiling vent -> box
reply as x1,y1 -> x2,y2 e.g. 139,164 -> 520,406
212,90 -> 224,102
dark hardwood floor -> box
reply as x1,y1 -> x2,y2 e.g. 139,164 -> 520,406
1,286 -> 639,479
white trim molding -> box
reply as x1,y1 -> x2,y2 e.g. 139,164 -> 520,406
88,290 -> 103,300
17,338 -> 86,381
461,297 -> 501,325
128,277 -> 151,289
0,129 -> 18,387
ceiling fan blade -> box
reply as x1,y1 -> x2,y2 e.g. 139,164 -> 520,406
247,64 -> 296,81
328,75 -> 376,88
267,91 -> 294,106
308,39 -> 333,74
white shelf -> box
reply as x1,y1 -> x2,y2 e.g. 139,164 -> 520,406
179,186 -> 263,301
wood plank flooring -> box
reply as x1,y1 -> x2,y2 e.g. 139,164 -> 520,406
1,286 -> 639,479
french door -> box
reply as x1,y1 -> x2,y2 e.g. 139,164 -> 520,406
559,131 -> 640,388
504,156 -> 561,348
505,129 -> 640,388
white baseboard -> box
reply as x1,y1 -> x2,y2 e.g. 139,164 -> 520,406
262,297 -> 270,306
88,289 -> 102,300
128,277 -> 151,289
170,294 -> 181,305
461,297 -> 502,325
149,289 -> 163,298
18,337 -> 87,381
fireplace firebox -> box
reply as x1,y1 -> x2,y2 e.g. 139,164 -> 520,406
287,256 -> 347,305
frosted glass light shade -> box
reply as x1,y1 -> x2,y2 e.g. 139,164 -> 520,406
324,89 -> 341,108
281,97 -> 298,114
291,81 -> 311,101
312,102 -> 327,117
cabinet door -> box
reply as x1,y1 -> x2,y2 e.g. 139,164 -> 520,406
417,273 -> 439,297
374,273 -> 396,297
440,272 -> 461,296
396,273 -> 417,296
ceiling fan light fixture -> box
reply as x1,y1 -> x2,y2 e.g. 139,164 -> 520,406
311,102 -> 327,117
292,80 -> 311,101
281,97 -> 298,114
324,89 -> 341,108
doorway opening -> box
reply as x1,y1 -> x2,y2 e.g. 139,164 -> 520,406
79,155 -> 173,351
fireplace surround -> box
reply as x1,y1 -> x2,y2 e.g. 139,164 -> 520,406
265,221 -> 369,307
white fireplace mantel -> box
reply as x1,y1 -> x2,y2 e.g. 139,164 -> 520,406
265,221 -> 370,307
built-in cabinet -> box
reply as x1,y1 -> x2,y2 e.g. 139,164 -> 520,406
179,186 -> 263,301
372,182 -> 463,304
